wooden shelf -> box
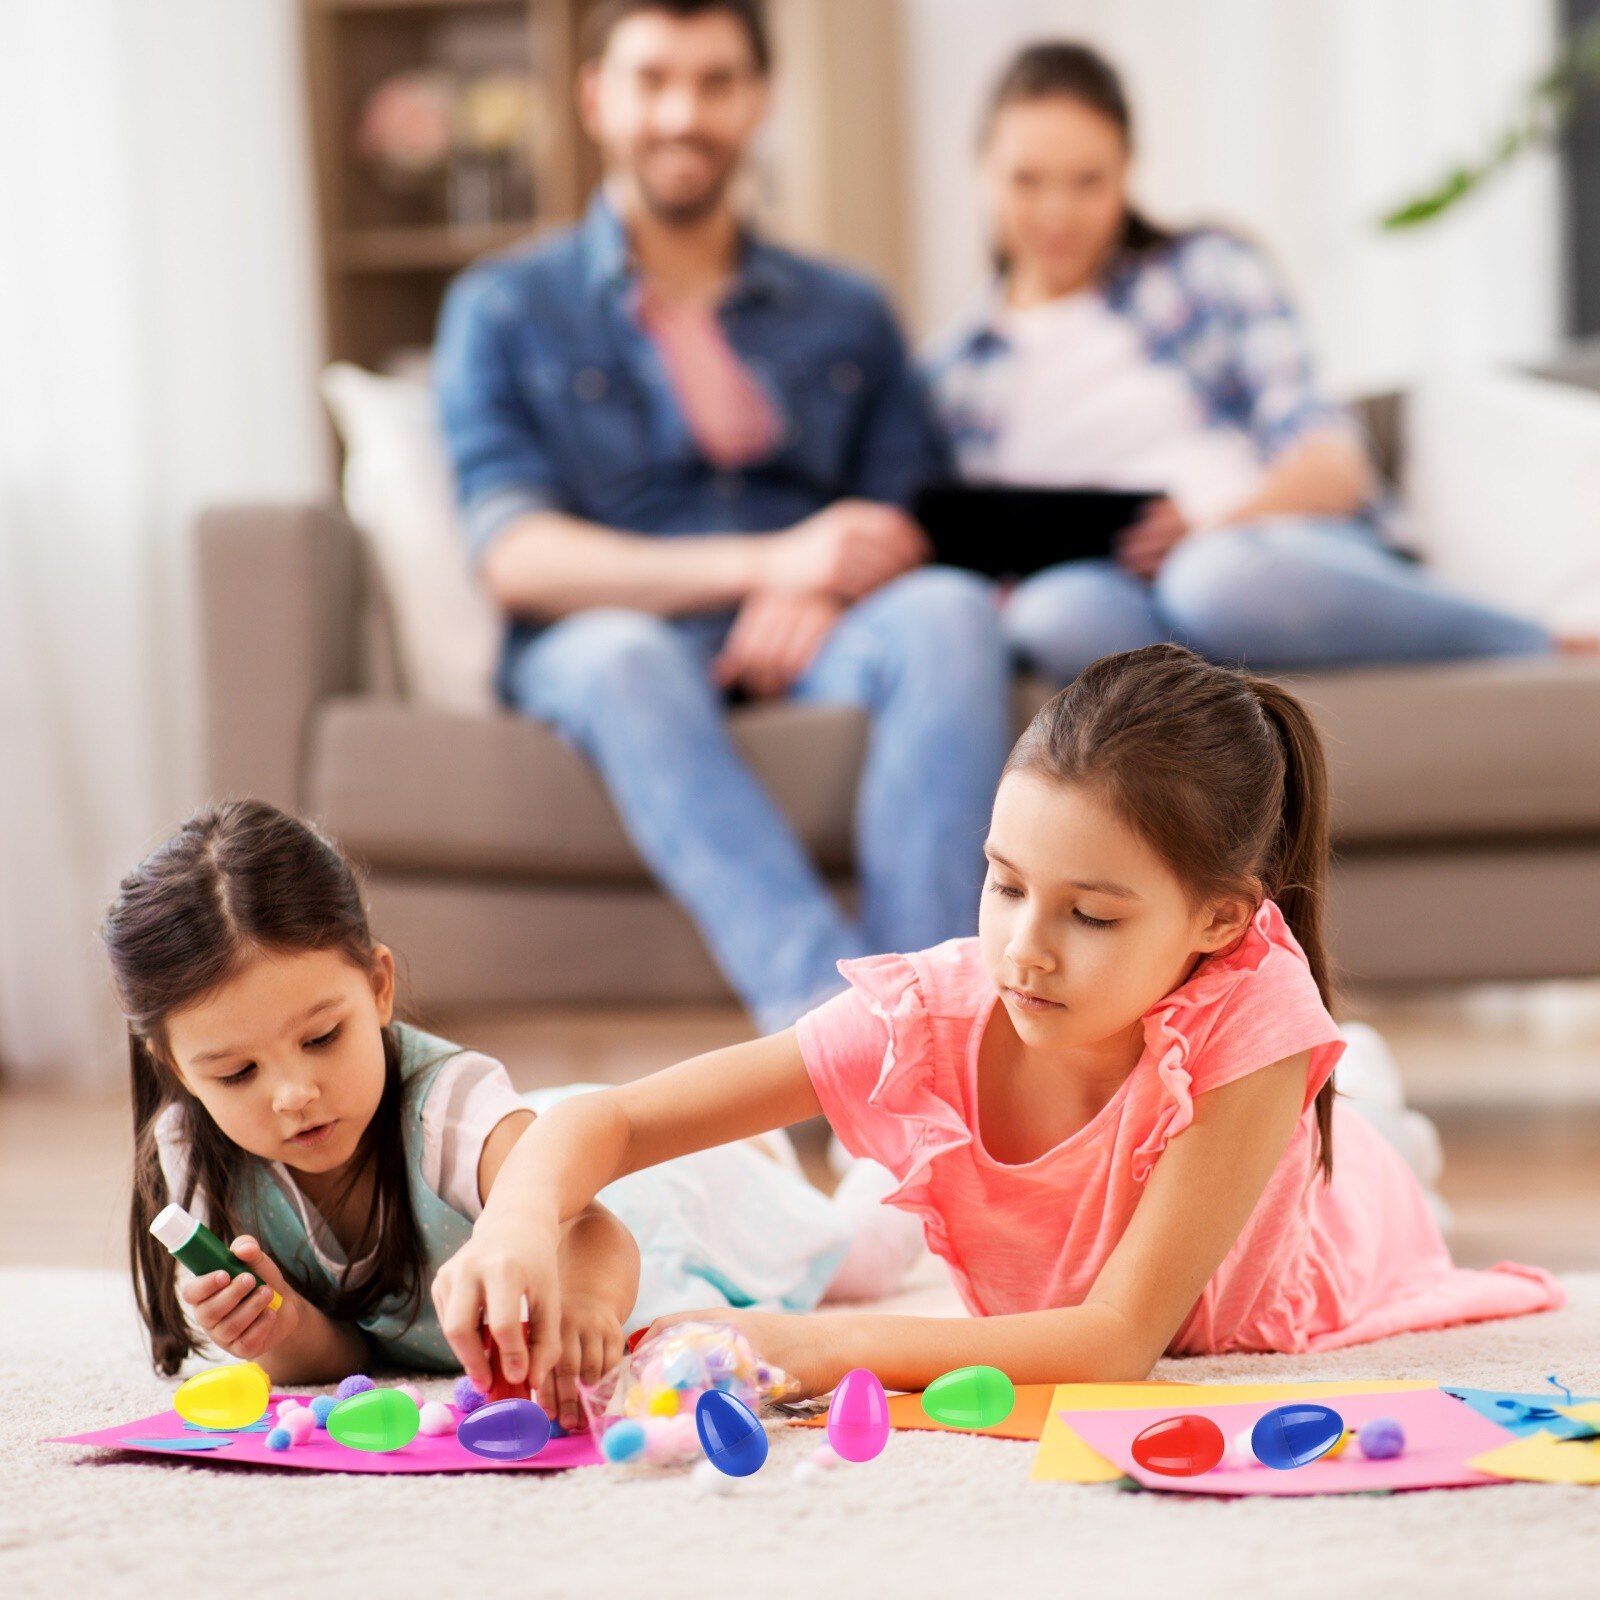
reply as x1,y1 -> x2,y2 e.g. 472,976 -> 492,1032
333,220 -> 547,271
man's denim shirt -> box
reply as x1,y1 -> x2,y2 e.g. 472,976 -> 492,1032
435,196 -> 949,687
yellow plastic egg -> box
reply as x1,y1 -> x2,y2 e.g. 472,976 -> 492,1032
173,1362 -> 270,1430
647,1387 -> 680,1417
1323,1428 -> 1355,1460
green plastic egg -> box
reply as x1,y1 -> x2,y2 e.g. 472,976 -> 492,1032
327,1387 -> 421,1453
920,1365 -> 1016,1430
173,1362 -> 270,1430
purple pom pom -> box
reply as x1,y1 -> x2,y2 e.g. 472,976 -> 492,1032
1357,1417 -> 1406,1460
453,1377 -> 488,1415
335,1374 -> 375,1401
309,1395 -> 338,1428
265,1427 -> 293,1452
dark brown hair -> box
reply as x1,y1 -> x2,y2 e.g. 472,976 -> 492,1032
581,0 -> 770,73
1006,645 -> 1336,1181
104,800 -> 427,1373
981,39 -> 1175,258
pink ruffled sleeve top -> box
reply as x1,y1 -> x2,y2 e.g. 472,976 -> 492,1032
796,900 -> 1562,1354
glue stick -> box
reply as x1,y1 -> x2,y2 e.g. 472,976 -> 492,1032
150,1202 -> 283,1311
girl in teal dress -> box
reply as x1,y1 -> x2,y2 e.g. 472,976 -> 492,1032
108,802 -> 894,1431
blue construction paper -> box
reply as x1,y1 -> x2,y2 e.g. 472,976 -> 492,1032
1442,1386 -> 1600,1440
120,1435 -> 235,1451
183,1417 -> 271,1434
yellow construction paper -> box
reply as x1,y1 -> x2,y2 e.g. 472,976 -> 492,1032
1558,1402 -> 1600,1432
1471,1428 -> 1600,1485
1030,1379 -> 1433,1484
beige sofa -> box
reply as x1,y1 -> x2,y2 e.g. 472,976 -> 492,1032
197,386 -> 1600,1009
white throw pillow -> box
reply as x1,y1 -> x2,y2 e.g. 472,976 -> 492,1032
320,362 -> 501,712
1402,371 -> 1600,633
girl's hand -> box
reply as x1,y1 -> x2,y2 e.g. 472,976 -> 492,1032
540,1293 -> 626,1433
180,1236 -> 299,1362
646,1308 -> 854,1401
432,1219 -> 563,1394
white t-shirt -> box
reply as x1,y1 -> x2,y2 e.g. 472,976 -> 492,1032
153,1050 -> 527,1282
986,290 -> 1266,526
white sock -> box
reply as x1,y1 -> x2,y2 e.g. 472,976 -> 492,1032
822,1158 -> 927,1302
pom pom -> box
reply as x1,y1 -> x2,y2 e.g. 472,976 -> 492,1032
309,1395 -> 338,1428
453,1377 -> 488,1415
601,1419 -> 648,1464
336,1374 -> 375,1400
392,1383 -> 423,1407
1226,1427 -> 1258,1468
691,1458 -> 735,1496
811,1443 -> 842,1470
276,1398 -> 301,1420
265,1427 -> 293,1452
283,1407 -> 316,1445
1357,1417 -> 1406,1460
646,1387 -> 680,1417
642,1418 -> 683,1464
418,1401 -> 457,1437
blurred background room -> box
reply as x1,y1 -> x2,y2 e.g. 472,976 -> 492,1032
3,0 -> 1599,1277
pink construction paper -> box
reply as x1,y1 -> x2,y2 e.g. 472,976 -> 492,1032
1062,1388 -> 1514,1497
49,1394 -> 603,1474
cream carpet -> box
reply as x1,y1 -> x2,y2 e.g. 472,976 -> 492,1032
3,1263 -> 1597,1599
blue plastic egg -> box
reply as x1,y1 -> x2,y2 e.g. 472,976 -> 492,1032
457,1398 -> 552,1462
1250,1403 -> 1346,1470
695,1389 -> 768,1477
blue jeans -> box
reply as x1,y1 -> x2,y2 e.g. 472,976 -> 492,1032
507,567 -> 1009,1032
1004,517 -> 1552,682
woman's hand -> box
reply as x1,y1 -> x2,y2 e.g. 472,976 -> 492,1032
179,1236 -> 299,1363
540,1293 -> 627,1433
646,1308 -> 856,1401
1115,497 -> 1190,579
432,1217 -> 563,1394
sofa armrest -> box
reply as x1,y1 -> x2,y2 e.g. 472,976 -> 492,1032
196,503 -> 364,810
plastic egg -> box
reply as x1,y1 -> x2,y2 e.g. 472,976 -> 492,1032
826,1368 -> 889,1463
695,1390 -> 768,1477
1130,1414 -> 1226,1476
173,1362 -> 271,1431
920,1365 -> 1016,1430
418,1401 -> 457,1437
1323,1428 -> 1355,1459
1357,1417 -> 1406,1460
1251,1403 -> 1345,1470
457,1398 -> 551,1462
327,1388 -> 421,1453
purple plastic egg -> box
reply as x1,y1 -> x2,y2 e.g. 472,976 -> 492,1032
457,1398 -> 551,1462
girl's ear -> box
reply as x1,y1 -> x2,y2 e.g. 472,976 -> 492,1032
370,944 -> 397,1026
1194,894 -> 1256,954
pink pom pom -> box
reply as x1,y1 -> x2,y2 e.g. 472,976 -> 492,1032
392,1383 -> 423,1407
276,1398 -> 300,1421
811,1443 -> 842,1470
283,1407 -> 316,1445
641,1418 -> 683,1464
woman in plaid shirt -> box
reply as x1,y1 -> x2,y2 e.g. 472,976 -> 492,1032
927,41 -> 1553,682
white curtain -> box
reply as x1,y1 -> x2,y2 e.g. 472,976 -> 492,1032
0,1 -> 328,1085
903,0 -> 1564,393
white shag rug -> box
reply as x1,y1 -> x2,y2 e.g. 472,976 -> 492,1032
3,1264 -> 1597,1600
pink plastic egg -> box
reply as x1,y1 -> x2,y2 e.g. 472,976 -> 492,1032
1131,1413 -> 1226,1477
826,1368 -> 889,1463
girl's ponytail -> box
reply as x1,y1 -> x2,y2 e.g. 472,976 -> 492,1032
128,1032 -> 200,1375
1249,676 -> 1337,1182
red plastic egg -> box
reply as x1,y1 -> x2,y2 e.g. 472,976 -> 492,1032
1130,1413 -> 1226,1477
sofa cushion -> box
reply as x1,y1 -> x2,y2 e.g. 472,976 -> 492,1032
310,658 -> 1600,882
307,695 -> 869,880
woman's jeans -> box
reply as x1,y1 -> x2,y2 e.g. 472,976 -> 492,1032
506,568 -> 1010,1033
1004,517 -> 1552,684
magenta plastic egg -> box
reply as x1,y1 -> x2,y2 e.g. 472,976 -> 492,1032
826,1368 -> 889,1463
1130,1413 -> 1226,1477
457,1398 -> 551,1462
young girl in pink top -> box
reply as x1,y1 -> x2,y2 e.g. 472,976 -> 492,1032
434,644 -> 1563,1398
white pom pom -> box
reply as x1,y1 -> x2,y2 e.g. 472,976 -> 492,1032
691,1459 -> 735,1495
1227,1426 -> 1258,1468
793,1460 -> 823,1485
418,1401 -> 457,1436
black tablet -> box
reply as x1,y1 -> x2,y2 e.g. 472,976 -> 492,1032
913,482 -> 1158,580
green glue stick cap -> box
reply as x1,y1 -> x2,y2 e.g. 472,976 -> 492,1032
150,1202 -> 282,1311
